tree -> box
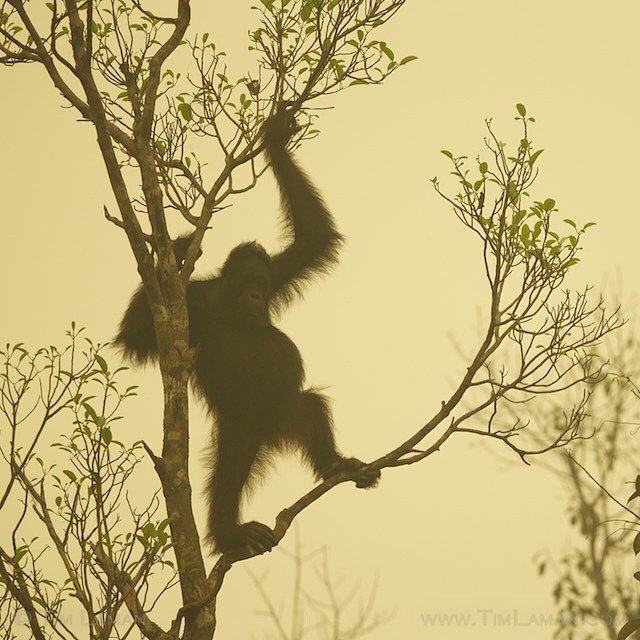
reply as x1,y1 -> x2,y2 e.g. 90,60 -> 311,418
249,534 -> 389,639
0,332 -> 387,640
531,329 -> 640,639
0,1 -> 411,637
0,329 -> 174,640
0,2 -> 621,638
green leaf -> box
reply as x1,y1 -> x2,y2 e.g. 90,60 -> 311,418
543,198 -> 556,211
14,547 -> 29,563
101,427 -> 113,445
516,103 -> 527,117
380,42 -> 394,60
628,475 -> 640,502
440,149 -> 453,159
399,55 -> 418,65
479,162 -> 488,174
330,58 -> 344,80
633,532 -> 640,555
301,0 -> 313,21
82,402 -> 98,422
158,517 -> 171,532
63,469 -> 77,483
514,210 -> 527,225
533,220 -> 543,238
178,103 -> 192,122
528,149 -> 543,166
95,354 -> 108,373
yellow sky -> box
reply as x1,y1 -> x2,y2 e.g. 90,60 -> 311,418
1,1 -> 639,637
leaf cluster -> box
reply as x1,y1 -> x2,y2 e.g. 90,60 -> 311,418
0,329 -> 176,640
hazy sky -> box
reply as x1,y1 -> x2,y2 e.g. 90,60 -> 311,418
1,1 -> 639,638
